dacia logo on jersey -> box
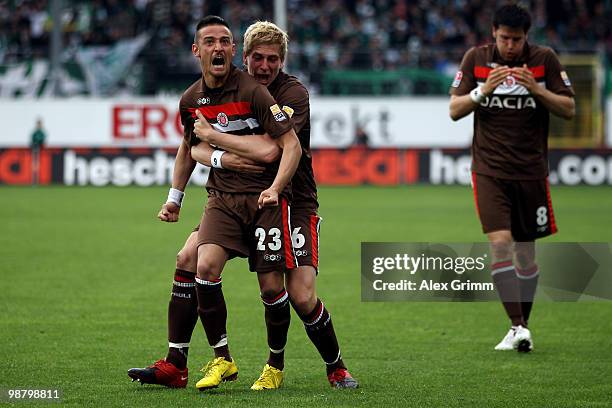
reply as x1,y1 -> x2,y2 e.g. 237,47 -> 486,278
560,71 -> 572,87
216,112 -> 229,127
282,105 -> 294,118
480,96 -> 537,109
451,71 -> 463,88
197,97 -> 210,105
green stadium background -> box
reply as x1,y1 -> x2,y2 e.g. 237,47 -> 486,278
1,1 -> 611,406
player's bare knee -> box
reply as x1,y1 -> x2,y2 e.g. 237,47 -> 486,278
260,287 -> 282,300
490,241 -> 512,261
514,243 -> 536,270
176,248 -> 196,272
196,258 -> 222,280
258,278 -> 284,298
288,291 -> 317,315
257,271 -> 284,296
488,232 -> 513,261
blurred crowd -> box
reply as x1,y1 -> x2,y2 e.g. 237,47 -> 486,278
1,0 -> 610,93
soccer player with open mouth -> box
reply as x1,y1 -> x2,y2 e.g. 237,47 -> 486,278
128,16 -> 358,392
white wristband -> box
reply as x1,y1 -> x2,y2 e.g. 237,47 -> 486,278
167,188 -> 184,207
469,86 -> 486,104
211,150 -> 225,169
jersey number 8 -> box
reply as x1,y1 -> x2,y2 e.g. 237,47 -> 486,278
536,206 -> 548,226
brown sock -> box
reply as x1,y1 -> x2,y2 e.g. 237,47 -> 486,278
517,265 -> 539,324
491,261 -> 525,327
297,299 -> 346,374
166,269 -> 199,369
262,288 -> 291,370
195,277 -> 231,360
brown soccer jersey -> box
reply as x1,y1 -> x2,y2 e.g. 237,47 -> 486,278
450,43 -> 574,180
268,71 -> 318,211
179,65 -> 294,194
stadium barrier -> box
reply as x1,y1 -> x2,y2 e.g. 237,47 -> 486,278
2,147 -> 611,186
0,97 -> 472,148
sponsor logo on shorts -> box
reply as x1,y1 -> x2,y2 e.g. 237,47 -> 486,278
451,71 -> 463,88
216,112 -> 229,127
264,254 -> 284,261
295,249 -> 309,257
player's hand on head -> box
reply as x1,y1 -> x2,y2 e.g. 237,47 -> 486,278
158,202 -> 181,222
222,153 -> 266,173
483,66 -> 511,95
194,110 -> 213,142
258,187 -> 279,209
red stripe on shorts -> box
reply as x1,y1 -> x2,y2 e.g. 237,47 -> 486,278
310,215 -> 319,268
282,199 -> 296,269
471,172 -> 480,217
545,178 -> 558,234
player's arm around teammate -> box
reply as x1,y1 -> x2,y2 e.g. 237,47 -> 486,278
190,138 -> 269,173
193,114 -> 281,164
257,127 -> 301,208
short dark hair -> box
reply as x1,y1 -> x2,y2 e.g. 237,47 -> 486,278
194,15 -> 231,43
493,4 -> 531,33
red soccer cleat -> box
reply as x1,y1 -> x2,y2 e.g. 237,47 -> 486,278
327,368 -> 359,389
128,359 -> 188,388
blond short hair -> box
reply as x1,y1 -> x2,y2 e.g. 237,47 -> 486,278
243,21 -> 289,61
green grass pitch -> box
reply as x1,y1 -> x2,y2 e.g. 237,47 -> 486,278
1,185 -> 611,407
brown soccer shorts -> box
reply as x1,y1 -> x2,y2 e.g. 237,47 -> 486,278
289,207 -> 322,271
196,189 -> 297,273
471,172 -> 557,241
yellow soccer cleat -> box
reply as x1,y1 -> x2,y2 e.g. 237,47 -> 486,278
195,357 -> 238,391
250,364 -> 283,390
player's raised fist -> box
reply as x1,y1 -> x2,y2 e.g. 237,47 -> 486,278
258,187 -> 279,209
158,202 -> 181,222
